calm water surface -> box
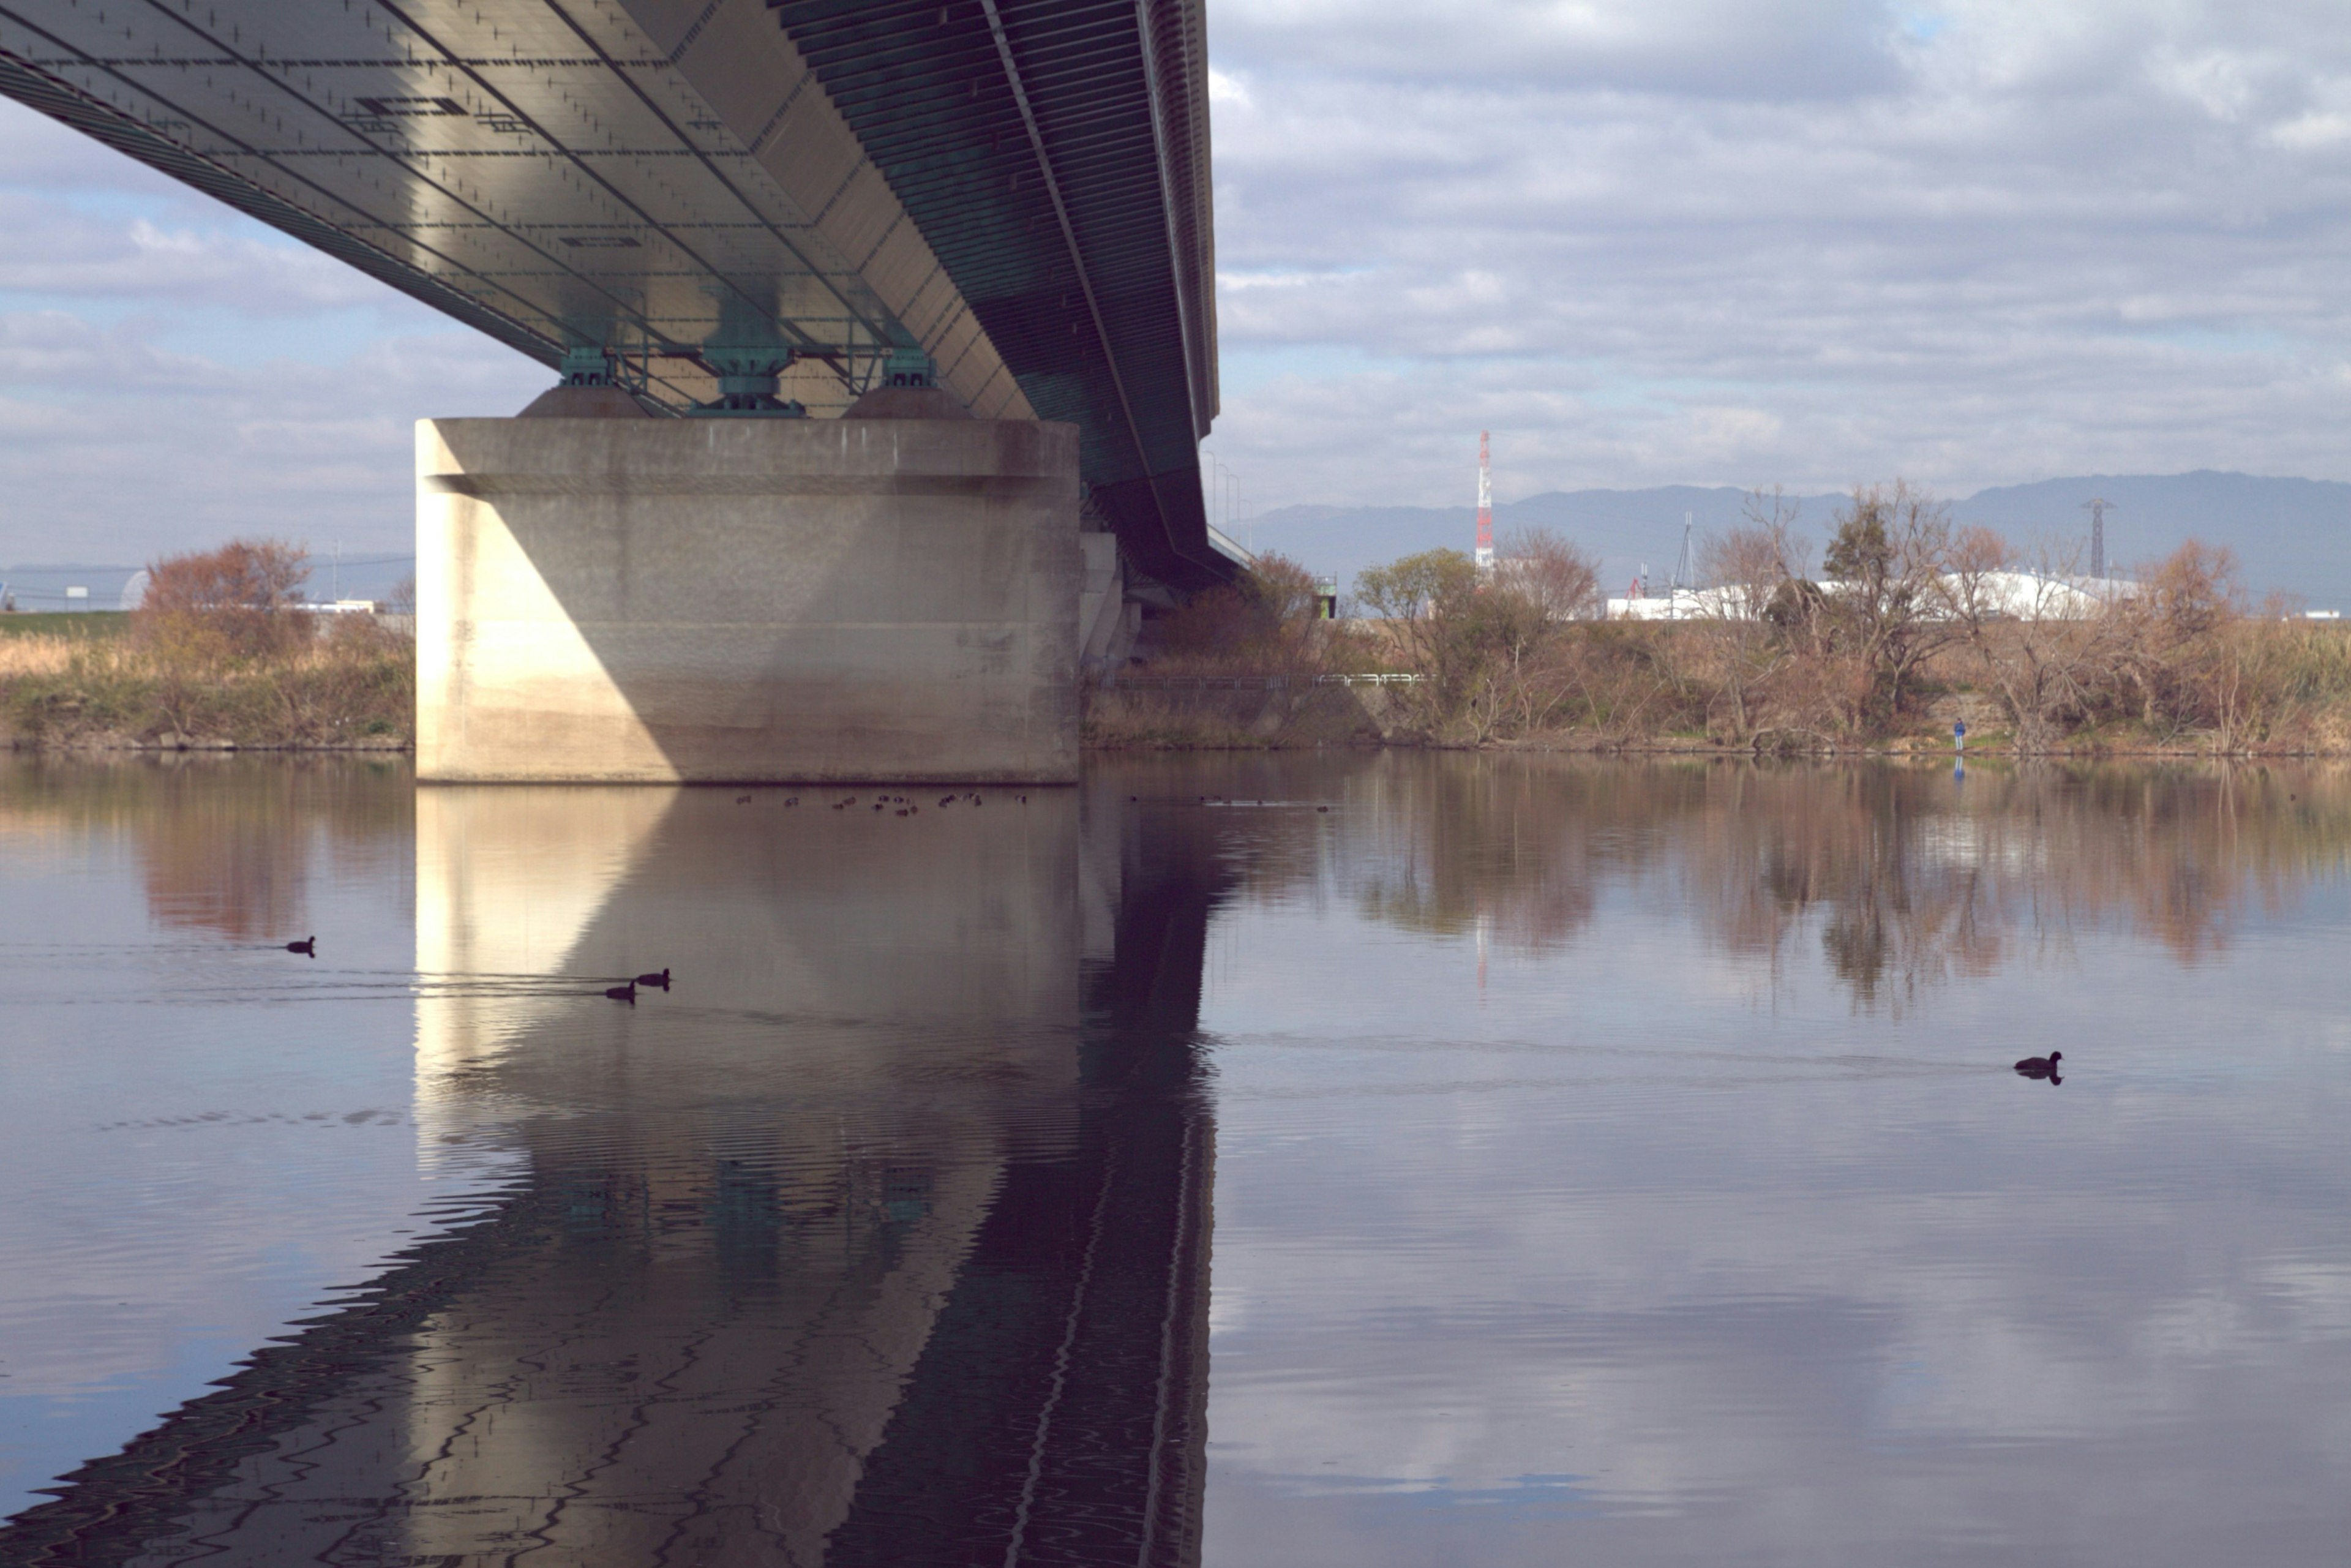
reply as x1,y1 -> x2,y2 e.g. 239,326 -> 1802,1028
2,753 -> 2350,1564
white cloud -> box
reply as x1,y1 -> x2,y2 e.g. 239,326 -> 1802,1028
1203,0 -> 2351,508
0,99 -> 549,566
0,306 -> 546,564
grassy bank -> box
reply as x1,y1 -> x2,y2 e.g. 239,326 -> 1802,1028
0,612 -> 130,642
0,625 -> 412,751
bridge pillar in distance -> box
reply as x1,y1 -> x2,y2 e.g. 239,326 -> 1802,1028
416,410 -> 1081,784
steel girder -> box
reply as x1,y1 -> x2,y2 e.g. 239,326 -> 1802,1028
768,0 -> 1228,590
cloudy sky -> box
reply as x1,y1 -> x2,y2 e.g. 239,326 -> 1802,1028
7,0 -> 2351,562
1207,0 -> 2351,512
0,101 -> 545,568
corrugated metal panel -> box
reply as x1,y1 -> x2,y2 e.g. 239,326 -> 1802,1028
0,0 -> 1032,420
766,0 -> 1228,587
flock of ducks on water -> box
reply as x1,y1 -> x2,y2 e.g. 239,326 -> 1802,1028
287,933 -> 673,1003
277,936 -> 2091,1082
819,790 -> 1011,817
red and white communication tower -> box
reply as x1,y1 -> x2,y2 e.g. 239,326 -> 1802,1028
1475,430 -> 1494,570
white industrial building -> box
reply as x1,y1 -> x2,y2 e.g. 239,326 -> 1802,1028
1605,571 -> 2135,623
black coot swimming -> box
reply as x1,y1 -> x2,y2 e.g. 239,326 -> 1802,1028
604,981 -> 637,1003
285,936 -> 315,956
2013,1049 -> 2062,1080
634,968 -> 670,989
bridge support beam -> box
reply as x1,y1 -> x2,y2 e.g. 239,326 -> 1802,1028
416,414 -> 1081,784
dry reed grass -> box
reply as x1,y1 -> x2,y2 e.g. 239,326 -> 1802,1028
0,635 -> 81,680
0,620 -> 413,749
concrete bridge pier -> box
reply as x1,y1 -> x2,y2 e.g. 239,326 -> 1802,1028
416,399 -> 1081,784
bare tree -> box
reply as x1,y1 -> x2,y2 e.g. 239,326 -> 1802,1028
1156,551 -> 1332,675
1943,530 -> 2128,750
2110,540 -> 2251,742
1355,549 -> 1481,670
1819,480 -> 1957,727
1699,487 -> 1807,740
137,539 -> 312,661
1494,528 -> 1601,623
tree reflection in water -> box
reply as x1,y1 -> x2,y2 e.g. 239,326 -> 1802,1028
5,754 -> 2348,1565
1298,757 -> 2350,1011
0,753 -> 410,943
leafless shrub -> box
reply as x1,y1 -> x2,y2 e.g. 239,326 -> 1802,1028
1493,528 -> 1601,623
1942,530 -> 2128,751
1699,487 -> 1807,740
1153,551 -> 1337,677
2105,540 -> 2248,740
1184,496 -> 2351,756
136,539 -> 312,663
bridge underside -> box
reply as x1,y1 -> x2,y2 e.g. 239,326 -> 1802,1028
0,0 -> 1234,592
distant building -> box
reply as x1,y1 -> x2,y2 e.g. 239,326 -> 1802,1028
1606,585 -> 1750,620
1962,571 -> 2132,620
1605,571 -> 2135,623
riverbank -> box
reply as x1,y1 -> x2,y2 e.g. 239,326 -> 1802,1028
7,622 -> 2345,760
0,625 -> 411,752
1080,659 -> 2351,759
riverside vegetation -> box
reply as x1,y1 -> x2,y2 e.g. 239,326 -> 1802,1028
1087,482 -> 2351,756
0,541 -> 412,751
9,497 -> 2345,756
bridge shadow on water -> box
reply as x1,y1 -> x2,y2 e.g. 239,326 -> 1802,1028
1,780 -> 1227,1567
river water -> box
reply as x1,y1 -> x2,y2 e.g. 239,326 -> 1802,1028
2,754 -> 2349,1565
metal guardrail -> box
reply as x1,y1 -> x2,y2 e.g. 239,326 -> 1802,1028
1098,674 -> 1292,691
1094,672 -> 1427,691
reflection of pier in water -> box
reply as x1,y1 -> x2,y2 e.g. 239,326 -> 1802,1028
3,784 -> 1221,1567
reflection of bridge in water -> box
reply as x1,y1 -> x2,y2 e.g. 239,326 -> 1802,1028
2,784 -> 1224,1566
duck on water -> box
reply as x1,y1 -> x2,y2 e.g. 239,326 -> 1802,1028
2014,1050 -> 2062,1082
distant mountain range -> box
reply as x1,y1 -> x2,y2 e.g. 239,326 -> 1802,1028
1245,471 -> 2351,611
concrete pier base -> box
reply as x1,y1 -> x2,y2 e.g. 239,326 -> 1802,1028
416,415 -> 1080,783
